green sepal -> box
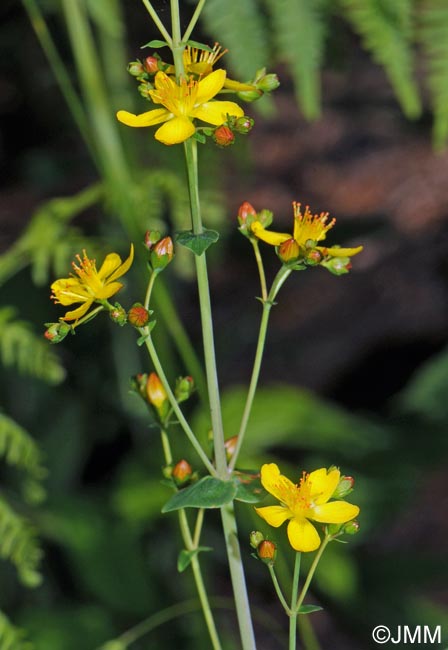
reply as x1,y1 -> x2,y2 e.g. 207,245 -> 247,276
175,229 -> 220,256
289,263 -> 307,271
162,476 -> 237,512
136,321 -> 156,346
233,470 -> 266,503
185,40 -> 213,52
141,40 -> 169,49
298,604 -> 323,615
177,546 -> 213,572
193,132 -> 207,144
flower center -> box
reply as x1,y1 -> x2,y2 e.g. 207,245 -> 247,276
151,75 -> 199,117
71,251 -> 103,294
293,202 -> 336,245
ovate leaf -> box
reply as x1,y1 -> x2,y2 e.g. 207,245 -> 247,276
162,476 -> 237,512
175,229 -> 220,256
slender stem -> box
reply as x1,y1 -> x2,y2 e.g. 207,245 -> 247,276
268,565 -> 290,615
289,552 -> 301,650
144,270 -> 158,310
142,334 -> 216,475
221,504 -> 257,650
295,536 -> 331,614
140,0 -> 173,46
251,240 -> 268,302
193,508 -> 205,547
160,429 -> 173,465
229,266 -> 291,471
182,0 -> 208,43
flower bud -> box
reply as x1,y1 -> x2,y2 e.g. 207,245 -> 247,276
144,56 -> 159,74
109,304 -> 127,326
237,89 -> 263,102
138,83 -> 153,99
224,435 -> 238,460
172,459 -> 193,485
257,73 -> 280,93
278,238 -> 300,264
250,530 -> 265,549
128,303 -> 150,328
344,520 -> 360,535
175,376 -> 195,403
305,249 -> 323,266
44,321 -> 72,344
256,209 -> 273,228
321,256 -> 351,276
234,116 -> 254,134
150,236 -> 174,270
257,540 -> 277,565
238,201 -> 257,224
213,125 -> 235,147
128,60 -> 145,77
146,372 -> 168,411
130,373 -> 148,400
144,230 -> 161,250
332,475 -> 355,499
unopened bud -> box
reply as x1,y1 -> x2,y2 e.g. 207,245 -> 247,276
257,540 -> 277,565
305,249 -> 323,266
146,372 -> 168,412
344,520 -> 360,535
109,304 -> 127,326
144,230 -> 161,250
44,321 -> 72,344
332,475 -> 355,499
250,530 -> 265,549
234,116 -> 254,134
130,373 -> 149,400
237,89 -> 263,102
278,238 -> 300,263
238,201 -> 257,223
144,56 -> 159,74
138,83 -> 153,99
175,376 -> 195,403
128,303 -> 150,328
257,73 -> 280,93
150,236 -> 174,270
224,435 -> 238,460
213,125 -> 235,147
128,60 -> 145,77
256,209 -> 273,228
321,256 -> 351,276
172,459 -> 193,484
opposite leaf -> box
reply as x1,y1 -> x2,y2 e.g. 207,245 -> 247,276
175,229 -> 220,256
162,476 -> 237,512
177,546 -> 213,572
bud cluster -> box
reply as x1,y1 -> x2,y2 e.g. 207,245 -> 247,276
250,531 -> 277,566
143,231 -> 174,272
237,67 -> 280,103
237,202 -> 273,239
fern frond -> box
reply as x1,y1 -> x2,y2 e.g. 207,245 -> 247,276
0,412 -> 45,482
0,497 -> 42,588
0,611 -> 33,650
419,0 -> 448,148
0,308 -> 65,385
265,0 -> 326,119
340,0 -> 421,118
200,0 -> 268,79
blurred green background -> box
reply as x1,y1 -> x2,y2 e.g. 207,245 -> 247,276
2,0 -> 448,648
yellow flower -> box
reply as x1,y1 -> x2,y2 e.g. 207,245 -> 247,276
51,245 -> 134,321
255,463 -> 359,552
116,69 -> 244,145
251,202 -> 363,259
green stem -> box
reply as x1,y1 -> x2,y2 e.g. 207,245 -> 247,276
144,270 -> 159,310
295,536 -> 331,614
289,552 -> 301,650
182,0 -> 208,43
142,334 -> 216,476
251,240 -> 268,302
221,504 -> 257,650
140,0 -> 173,45
160,429 -> 173,465
193,508 -> 205,547
268,565 -> 290,615
229,266 -> 291,471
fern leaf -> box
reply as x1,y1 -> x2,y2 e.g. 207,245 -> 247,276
266,0 -> 326,119
0,497 -> 42,588
0,308 -> 65,385
341,0 -> 421,118
200,0 -> 268,79
0,611 -> 33,650
419,0 -> 448,148
0,412 -> 45,482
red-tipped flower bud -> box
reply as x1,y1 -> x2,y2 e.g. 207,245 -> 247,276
332,475 -> 355,499
305,249 -> 323,266
144,230 -> 161,250
172,459 -> 193,484
213,125 -> 235,147
278,238 -> 300,263
175,376 -> 195,403
234,116 -> 254,134
128,303 -> 150,328
150,236 -> 174,270
128,60 -> 145,77
146,372 -> 168,414
144,56 -> 159,74
224,435 -> 238,460
257,540 -> 277,565
109,304 -> 127,326
44,321 -> 72,344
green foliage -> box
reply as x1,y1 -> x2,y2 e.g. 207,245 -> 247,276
0,498 -> 42,588
0,611 -> 33,650
175,229 -> 220,256
0,412 -> 46,484
162,476 -> 237,512
340,0 -> 421,119
419,0 -> 448,148
267,0 -> 326,119
0,308 -> 65,385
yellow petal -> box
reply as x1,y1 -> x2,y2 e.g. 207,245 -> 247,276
287,517 -> 321,552
308,468 -> 340,505
61,300 -> 93,321
260,463 -> 297,504
251,221 -> 291,247
154,71 -> 176,92
255,505 -> 291,527
116,108 -> 170,128
311,501 -> 360,524
155,116 -> 195,145
106,244 -> 134,283
95,281 -> 124,300
192,100 -> 244,126
196,69 -> 226,103
317,245 -> 363,258
51,279 -> 91,305
97,253 -> 123,281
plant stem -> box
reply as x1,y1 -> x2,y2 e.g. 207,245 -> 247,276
251,240 -> 268,302
268,565 -> 290,615
229,266 -> 291,471
140,0 -> 173,45
289,552 -> 301,650
182,0 -> 208,43
144,270 -> 158,310
295,536 -> 331,614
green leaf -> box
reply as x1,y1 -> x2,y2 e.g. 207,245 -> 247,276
175,229 -> 220,256
177,546 -> 213,572
298,604 -> 323,614
185,40 -> 213,52
141,39 -> 169,49
162,476 -> 237,512
233,470 -> 266,503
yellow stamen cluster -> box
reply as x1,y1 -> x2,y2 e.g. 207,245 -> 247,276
292,202 -> 336,245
